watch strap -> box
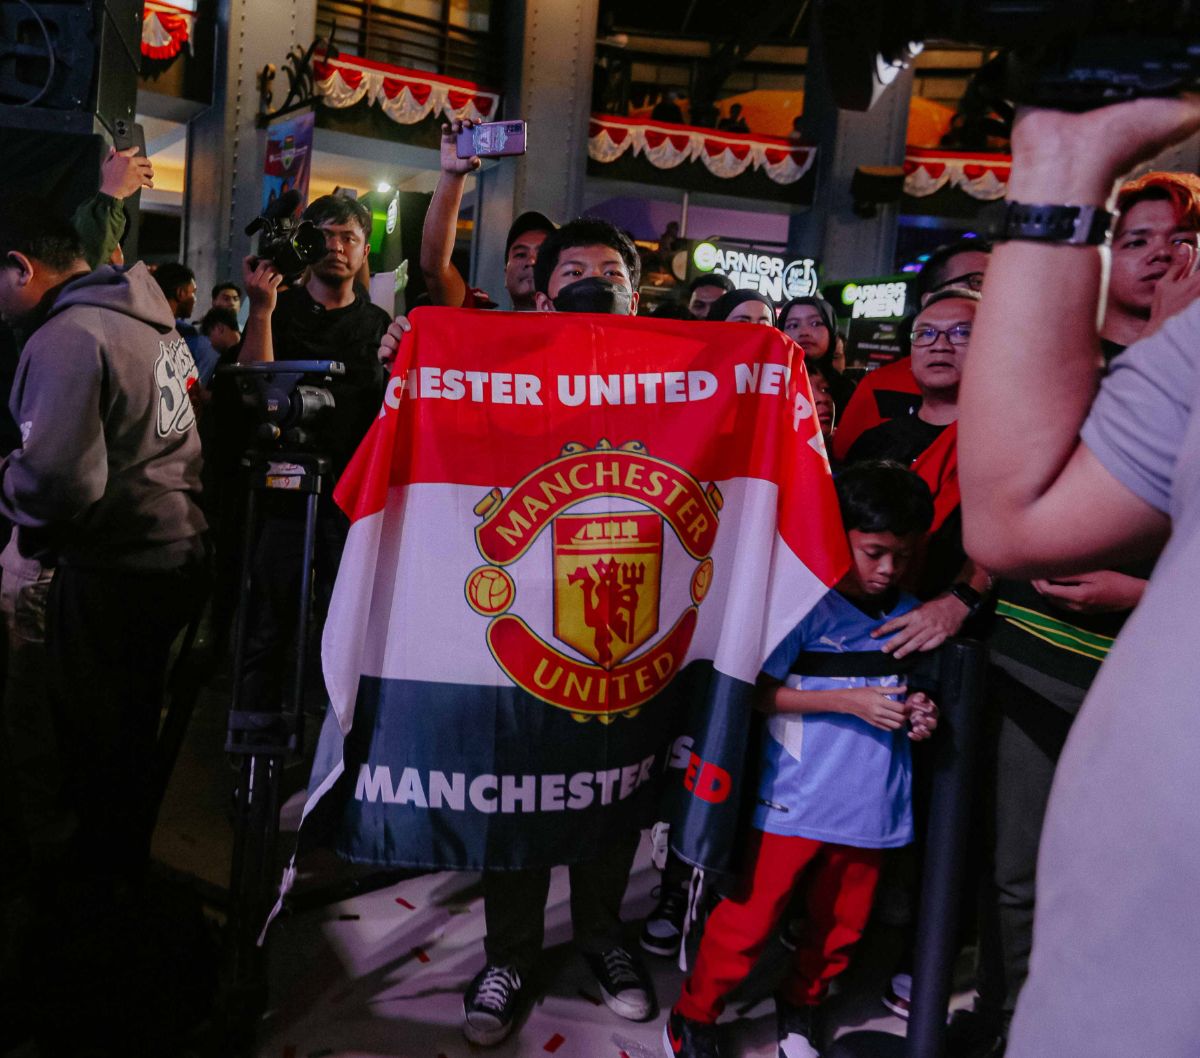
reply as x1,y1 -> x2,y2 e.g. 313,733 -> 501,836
949,582 -> 984,616
999,202 -> 1114,246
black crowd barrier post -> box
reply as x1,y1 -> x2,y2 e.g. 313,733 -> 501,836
825,638 -> 987,1058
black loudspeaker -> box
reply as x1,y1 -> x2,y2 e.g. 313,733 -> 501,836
0,0 -> 142,144
0,1 -> 144,255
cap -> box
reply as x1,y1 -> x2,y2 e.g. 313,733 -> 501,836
505,211 -> 557,259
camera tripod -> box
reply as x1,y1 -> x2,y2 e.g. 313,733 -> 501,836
220,447 -> 330,1049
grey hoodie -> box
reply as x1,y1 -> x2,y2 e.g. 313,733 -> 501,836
0,263 -> 206,567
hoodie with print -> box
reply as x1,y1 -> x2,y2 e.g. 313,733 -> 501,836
0,262 -> 206,567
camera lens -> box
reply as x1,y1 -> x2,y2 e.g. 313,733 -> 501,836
293,222 -> 329,266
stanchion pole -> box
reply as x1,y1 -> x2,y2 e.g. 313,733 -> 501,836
825,638 -> 987,1058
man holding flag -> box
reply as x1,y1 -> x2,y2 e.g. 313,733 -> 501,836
463,219 -> 655,1045
312,218 -> 847,1049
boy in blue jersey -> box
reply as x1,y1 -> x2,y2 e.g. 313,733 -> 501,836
664,461 -> 940,1058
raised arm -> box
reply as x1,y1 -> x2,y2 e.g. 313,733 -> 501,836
958,99 -> 1200,576
420,119 -> 480,307
237,256 -> 282,364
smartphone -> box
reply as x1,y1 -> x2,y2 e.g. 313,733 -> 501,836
456,120 -> 528,159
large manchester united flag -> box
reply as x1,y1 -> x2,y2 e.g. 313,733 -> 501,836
300,307 -> 847,873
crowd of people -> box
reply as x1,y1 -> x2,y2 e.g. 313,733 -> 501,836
1,93 -> 1199,1058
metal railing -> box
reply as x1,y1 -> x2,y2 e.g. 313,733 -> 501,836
315,0 -> 503,87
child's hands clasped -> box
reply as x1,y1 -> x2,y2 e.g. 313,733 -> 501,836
839,685 -> 910,731
906,691 -> 939,742
836,684 -> 938,741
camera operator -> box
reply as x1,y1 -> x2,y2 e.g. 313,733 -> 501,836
959,96 -> 1200,1058
237,193 -> 391,712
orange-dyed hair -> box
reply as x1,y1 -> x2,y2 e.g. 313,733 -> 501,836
1116,171 -> 1200,231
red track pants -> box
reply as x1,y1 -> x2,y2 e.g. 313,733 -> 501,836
676,828 -> 883,1022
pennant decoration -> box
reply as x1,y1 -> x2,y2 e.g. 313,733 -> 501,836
313,52 -> 500,125
903,147 -> 1011,200
141,0 -> 195,61
588,116 -> 817,186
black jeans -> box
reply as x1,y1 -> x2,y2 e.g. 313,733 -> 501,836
483,829 -> 641,975
975,665 -> 1075,1028
27,557 -> 211,1057
239,508 -> 348,715
46,558 -> 208,883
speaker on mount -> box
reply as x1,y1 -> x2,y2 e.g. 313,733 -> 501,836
0,1 -> 144,249
0,0 -> 142,142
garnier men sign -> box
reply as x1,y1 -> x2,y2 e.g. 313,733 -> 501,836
824,274 -> 919,369
689,239 -> 819,304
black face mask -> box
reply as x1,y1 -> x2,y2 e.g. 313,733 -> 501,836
552,277 -> 632,316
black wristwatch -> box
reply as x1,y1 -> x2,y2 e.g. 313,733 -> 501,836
948,582 -> 985,617
999,202 -> 1114,246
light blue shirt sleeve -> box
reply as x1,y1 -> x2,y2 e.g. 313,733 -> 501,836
762,619 -> 809,681
1080,300 -> 1200,515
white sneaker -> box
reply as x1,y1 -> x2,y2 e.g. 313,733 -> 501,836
882,972 -> 912,1019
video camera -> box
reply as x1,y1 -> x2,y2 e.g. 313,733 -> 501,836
218,360 -> 345,450
244,189 -> 328,281
816,0 -> 1200,112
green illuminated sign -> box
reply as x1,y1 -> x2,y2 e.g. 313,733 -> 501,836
693,242 -> 719,272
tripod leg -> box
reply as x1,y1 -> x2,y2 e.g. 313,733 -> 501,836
229,487 -> 260,718
221,483 -> 322,1053
288,491 -> 319,726
222,487 -> 278,1053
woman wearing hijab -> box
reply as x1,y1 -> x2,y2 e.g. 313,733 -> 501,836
779,294 -> 855,417
707,289 -> 776,325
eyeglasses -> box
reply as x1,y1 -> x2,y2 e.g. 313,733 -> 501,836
932,271 -> 984,293
911,323 -> 972,347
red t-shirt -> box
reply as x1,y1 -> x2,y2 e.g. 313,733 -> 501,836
832,359 -> 921,461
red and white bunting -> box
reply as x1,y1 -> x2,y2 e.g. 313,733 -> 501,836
141,0 -> 194,61
903,147 -> 1012,201
313,53 -> 500,126
588,116 -> 817,187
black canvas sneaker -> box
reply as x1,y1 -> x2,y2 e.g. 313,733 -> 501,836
462,963 -> 524,1046
640,884 -> 689,957
585,944 -> 654,1020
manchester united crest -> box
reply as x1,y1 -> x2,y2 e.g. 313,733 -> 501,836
466,440 -> 721,722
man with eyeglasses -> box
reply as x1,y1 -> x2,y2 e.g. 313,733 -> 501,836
845,287 -> 991,631
237,194 -> 392,718
846,291 -> 976,472
832,239 -> 993,463
843,288 -> 990,681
